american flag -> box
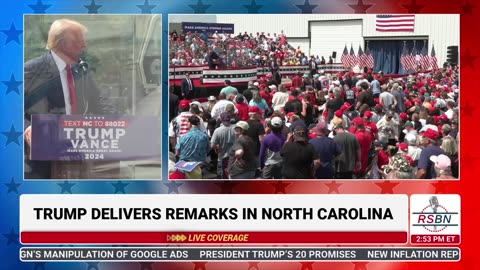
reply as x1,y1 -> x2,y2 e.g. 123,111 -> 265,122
376,15 -> 415,32
340,45 -> 350,69
400,42 -> 409,72
430,44 -> 439,69
358,45 -> 366,70
365,45 -> 374,69
420,43 -> 431,71
405,46 -> 417,71
412,46 -> 421,72
349,44 -> 357,68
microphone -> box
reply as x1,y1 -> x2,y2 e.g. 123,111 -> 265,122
429,196 -> 439,213
78,58 -> 89,73
429,196 -> 439,230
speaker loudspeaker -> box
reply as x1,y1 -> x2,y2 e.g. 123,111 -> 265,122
446,46 -> 458,65
332,51 -> 337,58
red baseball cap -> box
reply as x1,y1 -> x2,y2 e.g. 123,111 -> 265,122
364,111 -> 373,119
405,100 -> 412,108
248,106 -> 263,114
179,100 -> 190,109
334,110 -> 343,118
439,114 -> 449,121
396,142 -> 408,152
419,128 -> 439,141
340,105 -> 349,112
351,117 -> 364,126
399,112 -> 408,120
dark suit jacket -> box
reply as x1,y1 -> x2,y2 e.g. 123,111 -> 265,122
24,52 -> 113,179
180,78 -> 195,96
24,52 -> 111,124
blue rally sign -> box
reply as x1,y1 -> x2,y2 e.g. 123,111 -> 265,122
182,22 -> 234,34
30,115 -> 161,161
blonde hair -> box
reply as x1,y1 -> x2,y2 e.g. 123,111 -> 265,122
441,136 -> 458,155
46,19 -> 87,50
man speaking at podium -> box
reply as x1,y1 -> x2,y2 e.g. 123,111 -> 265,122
24,19 -> 114,179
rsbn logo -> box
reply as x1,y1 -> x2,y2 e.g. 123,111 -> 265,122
412,196 -> 459,233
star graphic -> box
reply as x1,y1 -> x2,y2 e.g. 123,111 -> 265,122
164,181 -> 183,194
5,178 -> 21,194
353,262 -> 368,270
375,181 -> 399,194
215,181 -> 238,194
86,262 -> 99,270
1,23 -> 23,45
461,49 -> 478,70
193,262 -> 207,270
271,181 -> 291,194
34,262 -> 46,270
137,0 -> 156,13
300,262 -> 314,270
348,0 -> 373,14
139,262 -> 154,270
84,0 -> 102,14
189,0 -> 211,14
112,181 -> 129,194
248,262 -> 259,270
402,0 -> 425,13
57,181 -> 76,194
431,181 -> 450,194
2,74 -> 22,95
1,125 -> 23,146
3,228 -> 19,246
325,181 -> 343,194
244,0 -> 263,13
28,0 -> 52,13
460,0 -> 475,16
461,100 -> 476,117
296,0 -> 317,14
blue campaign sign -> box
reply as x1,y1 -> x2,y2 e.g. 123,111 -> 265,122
182,22 -> 234,34
30,115 -> 161,161
175,161 -> 202,172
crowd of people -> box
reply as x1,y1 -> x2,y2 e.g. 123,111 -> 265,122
168,60 -> 459,180
169,30 -> 334,69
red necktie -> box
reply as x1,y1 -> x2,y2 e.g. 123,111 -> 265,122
66,65 -> 77,114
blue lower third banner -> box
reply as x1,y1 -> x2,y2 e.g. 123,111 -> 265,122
31,115 -> 161,161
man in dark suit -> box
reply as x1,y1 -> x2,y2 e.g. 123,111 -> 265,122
180,72 -> 195,100
24,18 -> 113,179
207,49 -> 220,69
309,56 -> 317,78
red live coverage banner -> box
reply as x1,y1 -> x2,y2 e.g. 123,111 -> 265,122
20,231 -> 407,244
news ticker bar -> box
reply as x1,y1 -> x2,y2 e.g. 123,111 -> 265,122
20,247 -> 460,262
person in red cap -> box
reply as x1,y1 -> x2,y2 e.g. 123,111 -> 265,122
363,110 -> 378,141
169,99 -> 206,151
326,87 -> 344,123
369,141 -> 389,179
351,117 -> 373,178
330,110 -> 344,128
416,128 -> 446,179
246,106 -> 266,159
